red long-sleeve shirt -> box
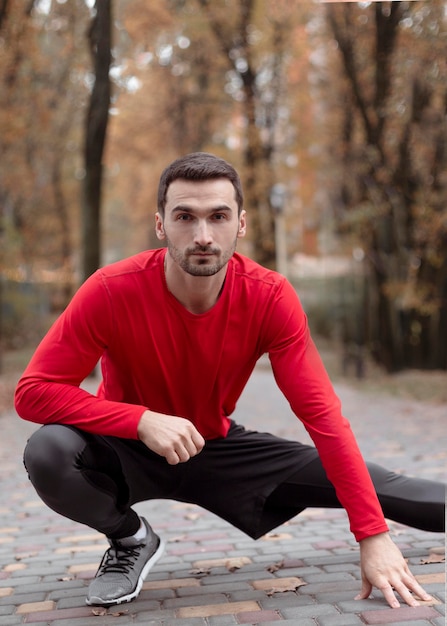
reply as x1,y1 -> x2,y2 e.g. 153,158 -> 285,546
15,249 -> 388,541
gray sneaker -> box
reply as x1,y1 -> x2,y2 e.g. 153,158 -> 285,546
86,518 -> 165,606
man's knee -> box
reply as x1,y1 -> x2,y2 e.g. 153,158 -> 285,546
24,424 -> 86,487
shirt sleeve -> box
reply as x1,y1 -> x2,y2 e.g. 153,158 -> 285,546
263,278 -> 389,542
14,271 -> 145,439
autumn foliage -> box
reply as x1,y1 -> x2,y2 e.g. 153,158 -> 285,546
0,0 -> 445,371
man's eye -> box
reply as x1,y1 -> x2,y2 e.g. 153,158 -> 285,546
177,214 -> 191,220
213,213 -> 226,220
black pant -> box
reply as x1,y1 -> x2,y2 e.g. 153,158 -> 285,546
23,423 -> 445,540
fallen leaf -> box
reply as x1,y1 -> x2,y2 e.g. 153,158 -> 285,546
266,560 -> 284,573
15,552 -> 38,561
225,557 -> 249,572
266,579 -> 307,596
185,513 -> 201,521
420,553 -> 445,564
262,532 -> 292,541
109,609 -> 131,616
92,607 -> 107,616
91,607 -> 132,618
169,535 -> 188,543
253,576 -> 307,595
189,567 -> 211,576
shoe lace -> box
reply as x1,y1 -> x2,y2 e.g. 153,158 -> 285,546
99,544 -> 142,575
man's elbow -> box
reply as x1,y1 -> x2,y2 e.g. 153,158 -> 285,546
14,377 -> 38,422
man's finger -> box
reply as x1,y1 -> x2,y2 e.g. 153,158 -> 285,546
399,576 -> 433,605
380,583 -> 400,609
407,576 -> 433,602
165,449 -> 181,465
191,430 -> 205,452
392,581 -> 420,607
355,580 -> 372,601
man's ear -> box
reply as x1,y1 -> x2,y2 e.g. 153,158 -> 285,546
237,210 -> 247,238
155,212 -> 166,240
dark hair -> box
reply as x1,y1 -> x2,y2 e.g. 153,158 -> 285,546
157,152 -> 244,216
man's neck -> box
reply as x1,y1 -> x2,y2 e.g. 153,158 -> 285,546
164,254 -> 228,315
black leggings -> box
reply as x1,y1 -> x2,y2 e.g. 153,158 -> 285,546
23,423 -> 445,540
266,457 -> 444,533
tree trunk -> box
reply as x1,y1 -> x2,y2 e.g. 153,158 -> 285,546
328,1 -> 446,371
81,0 -> 112,282
240,67 -> 277,269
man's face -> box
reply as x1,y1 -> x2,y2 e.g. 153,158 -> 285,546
155,178 -> 246,277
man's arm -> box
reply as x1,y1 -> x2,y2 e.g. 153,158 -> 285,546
264,279 -> 433,608
15,272 -> 145,439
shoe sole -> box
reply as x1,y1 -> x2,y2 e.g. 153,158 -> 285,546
86,537 -> 166,607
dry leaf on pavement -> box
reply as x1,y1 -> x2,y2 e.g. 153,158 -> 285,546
420,553 -> 445,564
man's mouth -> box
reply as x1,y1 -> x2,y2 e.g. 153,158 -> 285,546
189,248 -> 218,256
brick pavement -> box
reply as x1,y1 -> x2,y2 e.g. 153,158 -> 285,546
0,365 -> 445,625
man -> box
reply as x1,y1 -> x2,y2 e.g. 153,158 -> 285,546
15,152 -> 444,610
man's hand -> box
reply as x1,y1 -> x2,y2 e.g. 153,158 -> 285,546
357,532 -> 433,608
137,410 -> 205,465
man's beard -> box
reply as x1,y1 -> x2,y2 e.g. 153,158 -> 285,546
166,239 -> 237,277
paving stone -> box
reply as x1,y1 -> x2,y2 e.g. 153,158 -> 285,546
226,589 -> 268,603
1,369 -> 445,626
143,576 -> 202,590
268,622 -> 318,626
299,580 -> 360,595
275,565 -> 324,578
176,600 -> 260,618
50,617 -> 138,626
313,589 -> 366,605
0,576 -> 41,588
337,598 -> 390,613
0,588 -> 13,598
6,592 -> 47,605
164,593 -> 231,610
237,609 -> 282,622
260,593 -> 316,609
163,617 -> 207,626
178,582 -> 252,596
251,576 -> 306,592
415,572 -> 445,585
376,622 -> 443,626
281,603 -> 340,619
200,571 -> 272,585
207,615 -> 238,625
16,600 -> 55,613
0,617 -> 22,625
360,605 -> 441,624
302,571 -> 356,584
134,608 -> 177,622
317,615 -> 365,626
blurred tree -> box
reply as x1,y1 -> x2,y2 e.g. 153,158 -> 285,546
3,0 -> 445,376
325,1 -> 447,371
105,0 -> 306,268
0,0 -> 90,355
82,0 -> 112,281
0,0 -> 89,278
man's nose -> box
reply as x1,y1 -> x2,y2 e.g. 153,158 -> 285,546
194,220 -> 213,245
